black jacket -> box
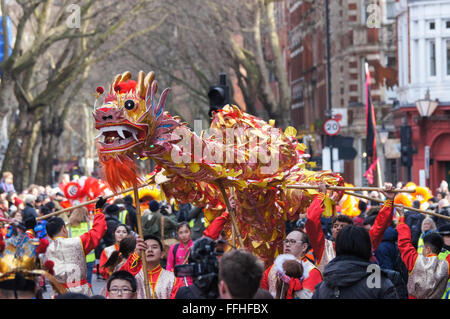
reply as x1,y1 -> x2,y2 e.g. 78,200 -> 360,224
375,227 -> 398,270
125,203 -> 138,233
312,255 -> 399,299
434,206 -> 450,229
188,206 -> 206,240
404,210 -> 425,249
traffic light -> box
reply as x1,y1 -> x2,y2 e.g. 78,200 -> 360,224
400,124 -> 412,167
208,73 -> 229,117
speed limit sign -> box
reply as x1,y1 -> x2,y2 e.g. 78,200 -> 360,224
323,119 -> 341,136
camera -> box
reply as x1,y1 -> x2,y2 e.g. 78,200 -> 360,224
174,237 -> 221,278
174,237 -> 224,299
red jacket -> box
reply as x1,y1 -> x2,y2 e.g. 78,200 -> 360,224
203,211 -> 229,240
305,195 -> 394,266
397,216 -> 450,299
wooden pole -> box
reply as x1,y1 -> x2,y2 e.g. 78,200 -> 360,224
376,159 -> 383,188
343,191 -> 450,221
133,182 -> 152,299
216,180 -> 245,248
286,185 -> 415,193
36,181 -> 153,221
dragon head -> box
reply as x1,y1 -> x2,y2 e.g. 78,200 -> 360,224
93,71 -> 170,191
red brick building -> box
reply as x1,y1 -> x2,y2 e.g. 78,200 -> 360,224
287,0 -> 398,186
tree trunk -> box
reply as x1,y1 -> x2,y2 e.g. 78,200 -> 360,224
35,105 -> 64,186
263,1 -> 291,129
1,109 -> 40,192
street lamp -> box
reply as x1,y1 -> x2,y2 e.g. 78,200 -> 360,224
415,89 -> 438,188
379,125 -> 389,144
415,89 -> 439,118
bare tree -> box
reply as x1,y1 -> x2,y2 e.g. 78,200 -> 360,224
118,0 -> 291,127
0,0 -> 167,190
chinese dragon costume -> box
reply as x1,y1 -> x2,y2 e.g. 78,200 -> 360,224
92,71 -> 344,265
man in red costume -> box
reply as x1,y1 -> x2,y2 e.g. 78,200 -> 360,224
306,182 -> 397,273
260,228 -> 322,298
120,235 -> 180,299
45,197 -> 107,296
396,207 -> 450,299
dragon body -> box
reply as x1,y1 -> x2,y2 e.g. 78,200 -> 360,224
93,71 -> 343,264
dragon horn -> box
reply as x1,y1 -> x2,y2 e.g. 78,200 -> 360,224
144,71 -> 155,95
137,71 -> 145,99
121,71 -> 132,82
112,74 -> 123,92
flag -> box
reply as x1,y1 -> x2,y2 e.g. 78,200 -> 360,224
364,62 -> 378,185
363,158 -> 378,185
365,62 -> 377,160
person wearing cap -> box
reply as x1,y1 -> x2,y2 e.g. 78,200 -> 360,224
397,208 -> 450,299
44,197 -> 107,296
438,223 -> 450,299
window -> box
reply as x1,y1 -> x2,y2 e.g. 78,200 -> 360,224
430,41 -> 436,76
446,21 -> 450,29
387,56 -> 396,68
429,21 -> 435,30
447,40 -> 450,76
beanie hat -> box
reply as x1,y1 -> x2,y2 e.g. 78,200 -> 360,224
105,204 -> 119,215
123,195 -> 133,205
148,200 -> 160,212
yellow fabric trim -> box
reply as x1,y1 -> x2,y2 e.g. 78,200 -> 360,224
383,199 -> 393,207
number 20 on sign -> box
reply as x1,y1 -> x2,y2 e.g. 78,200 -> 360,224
323,119 -> 340,136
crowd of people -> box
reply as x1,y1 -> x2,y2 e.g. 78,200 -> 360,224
0,170 -> 449,300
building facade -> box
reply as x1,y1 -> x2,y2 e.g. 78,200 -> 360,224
288,0 -> 398,185
394,0 -> 450,191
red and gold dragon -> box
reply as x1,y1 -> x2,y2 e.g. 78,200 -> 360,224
92,71 -> 343,265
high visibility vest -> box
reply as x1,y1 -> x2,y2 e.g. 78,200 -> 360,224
68,222 -> 96,263
438,250 -> 450,299
118,210 -> 128,224
417,234 -> 425,255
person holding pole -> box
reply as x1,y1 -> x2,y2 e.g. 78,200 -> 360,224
44,197 -> 107,297
119,235 -> 180,299
305,182 -> 397,273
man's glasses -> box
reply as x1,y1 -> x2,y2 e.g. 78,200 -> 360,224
283,239 -> 302,245
109,288 -> 134,295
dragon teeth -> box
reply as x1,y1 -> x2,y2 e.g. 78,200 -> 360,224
132,132 -> 139,142
117,128 -> 126,139
94,132 -> 103,140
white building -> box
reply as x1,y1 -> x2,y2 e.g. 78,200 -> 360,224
396,0 -> 450,105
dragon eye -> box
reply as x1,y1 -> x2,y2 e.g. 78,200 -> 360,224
124,100 -> 136,110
